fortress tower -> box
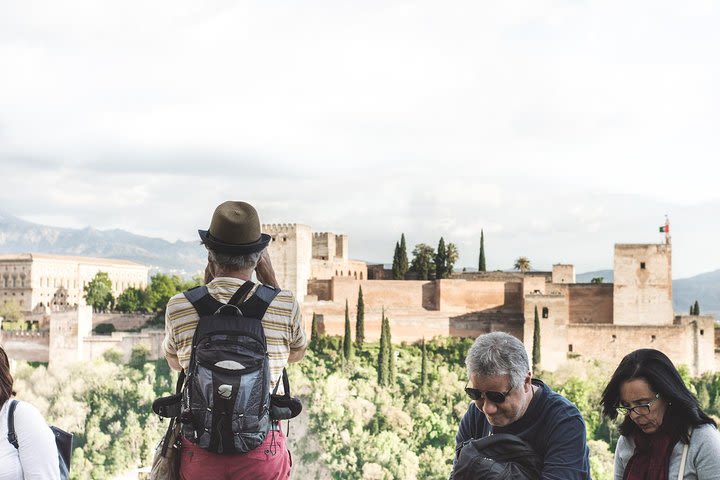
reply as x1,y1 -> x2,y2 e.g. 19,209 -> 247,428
613,243 -> 673,325
264,224 -> 313,300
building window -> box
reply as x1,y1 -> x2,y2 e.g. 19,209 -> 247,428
542,307 -> 549,318
612,334 -> 616,342
700,329 -> 705,336
651,335 -> 656,342
640,262 -> 646,269
568,344 -> 573,352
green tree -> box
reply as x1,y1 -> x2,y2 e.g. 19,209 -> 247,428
392,241 -> 403,279
420,338 -> 428,387
343,299 -> 354,361
591,277 -> 604,284
693,300 -> 700,315
532,306 -> 541,371
84,271 -> 114,312
446,242 -> 458,276
0,300 -> 24,323
356,286 -> 365,349
514,256 -> 531,273
411,243 -> 435,280
310,312 -> 320,351
399,233 -> 409,277
435,237 -> 447,279
386,313 -> 395,384
116,287 -> 144,313
144,274 -> 179,313
478,230 -> 486,272
377,308 -> 389,386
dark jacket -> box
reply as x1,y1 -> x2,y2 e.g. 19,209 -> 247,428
454,379 -> 592,480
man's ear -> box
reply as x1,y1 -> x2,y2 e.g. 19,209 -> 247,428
524,372 -> 533,390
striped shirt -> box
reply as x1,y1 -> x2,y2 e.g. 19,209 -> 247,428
162,277 -> 306,393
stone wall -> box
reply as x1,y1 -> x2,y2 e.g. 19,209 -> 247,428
307,279 -> 332,301
613,244 -> 673,326
552,264 -> 576,284
82,329 -> 165,363
523,294 -> 569,371
566,314 -> 715,374
0,330 -> 49,362
436,279 -> 523,314
568,284 -> 613,324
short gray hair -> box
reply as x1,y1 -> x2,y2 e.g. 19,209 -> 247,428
465,332 -> 530,389
207,248 -> 262,271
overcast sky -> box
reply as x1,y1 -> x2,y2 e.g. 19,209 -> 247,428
1,0 -> 719,278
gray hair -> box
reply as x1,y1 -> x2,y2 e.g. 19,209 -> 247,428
465,332 -> 530,389
207,249 -> 262,271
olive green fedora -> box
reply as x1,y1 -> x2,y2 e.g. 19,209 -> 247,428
198,201 -> 271,254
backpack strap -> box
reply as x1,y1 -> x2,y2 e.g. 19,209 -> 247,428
7,399 -> 19,449
240,284 -> 280,318
184,286 -> 222,315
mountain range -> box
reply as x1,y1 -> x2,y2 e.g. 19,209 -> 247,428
1,213 -> 717,317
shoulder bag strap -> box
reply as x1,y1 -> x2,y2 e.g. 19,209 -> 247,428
7,399 -> 19,449
677,428 -> 692,480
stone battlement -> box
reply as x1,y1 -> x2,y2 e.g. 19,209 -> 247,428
263,223 -> 300,234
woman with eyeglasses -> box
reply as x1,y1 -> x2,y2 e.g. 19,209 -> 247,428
600,348 -> 720,480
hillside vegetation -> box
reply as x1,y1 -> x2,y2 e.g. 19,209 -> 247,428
10,338 -> 720,479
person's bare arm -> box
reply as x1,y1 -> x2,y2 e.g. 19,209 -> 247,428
166,351 -> 182,372
288,344 -> 307,363
255,249 -> 280,288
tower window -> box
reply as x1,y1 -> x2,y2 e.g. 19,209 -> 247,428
542,307 -> 549,318
651,335 -> 656,342
640,262 -> 646,269
568,344 -> 573,352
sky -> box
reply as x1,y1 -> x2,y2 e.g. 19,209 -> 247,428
1,0 -> 719,279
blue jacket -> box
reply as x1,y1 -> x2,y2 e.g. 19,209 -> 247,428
454,379 -> 592,480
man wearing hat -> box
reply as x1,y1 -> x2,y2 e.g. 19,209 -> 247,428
162,200 -> 307,479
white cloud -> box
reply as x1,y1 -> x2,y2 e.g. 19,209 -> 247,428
1,0 -> 719,278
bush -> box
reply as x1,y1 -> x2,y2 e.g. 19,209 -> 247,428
94,323 -> 116,335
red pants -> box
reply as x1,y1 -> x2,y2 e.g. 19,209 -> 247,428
180,429 -> 292,480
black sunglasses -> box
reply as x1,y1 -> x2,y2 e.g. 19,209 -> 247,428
464,380 -> 513,403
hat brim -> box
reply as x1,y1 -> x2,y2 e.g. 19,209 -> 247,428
198,230 -> 271,254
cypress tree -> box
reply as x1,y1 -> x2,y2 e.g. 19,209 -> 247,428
479,229 -> 486,272
435,237 -> 447,279
377,307 -> 388,385
355,285 -> 365,349
310,312 -> 320,351
690,305 -> 694,315
532,305 -> 541,370
392,242 -> 402,279
343,299 -> 353,361
399,233 -> 409,278
386,312 -> 395,384
694,300 -> 700,315
420,338 -> 428,387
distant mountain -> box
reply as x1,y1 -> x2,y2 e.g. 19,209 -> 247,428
0,212 -> 205,276
673,270 -> 720,317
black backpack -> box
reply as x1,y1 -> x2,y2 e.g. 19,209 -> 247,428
180,281 -> 279,454
7,399 -> 73,480
450,432 -> 542,480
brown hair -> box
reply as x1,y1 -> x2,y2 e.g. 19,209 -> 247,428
0,345 -> 16,406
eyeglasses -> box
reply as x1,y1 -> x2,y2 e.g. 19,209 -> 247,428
616,393 -> 661,416
465,380 -> 513,404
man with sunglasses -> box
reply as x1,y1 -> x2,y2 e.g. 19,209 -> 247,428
453,332 -> 591,479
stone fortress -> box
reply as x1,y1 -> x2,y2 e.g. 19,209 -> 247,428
0,225 -> 716,374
